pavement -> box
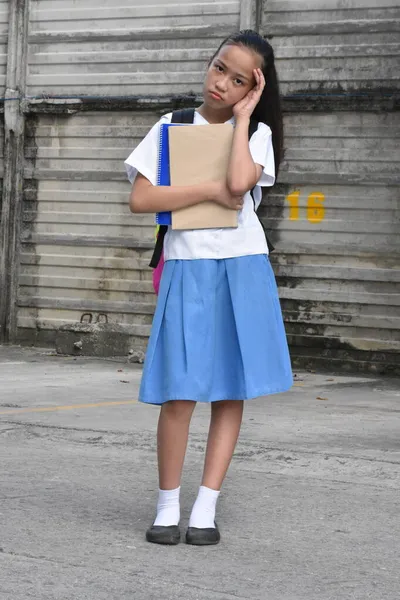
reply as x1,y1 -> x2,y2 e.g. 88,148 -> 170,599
0,345 -> 399,600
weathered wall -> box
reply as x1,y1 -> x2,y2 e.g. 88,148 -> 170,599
0,0 -> 8,95
14,0 -> 243,355
19,111 -> 157,351
262,0 -> 399,97
0,0 -> 27,342
0,0 -> 6,231
0,0 -> 7,227
259,1 -> 400,372
0,0 -> 399,373
28,0 -> 240,97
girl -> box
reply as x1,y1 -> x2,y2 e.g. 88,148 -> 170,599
124,30 -> 292,546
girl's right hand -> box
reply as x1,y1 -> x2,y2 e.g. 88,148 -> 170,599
213,181 -> 244,211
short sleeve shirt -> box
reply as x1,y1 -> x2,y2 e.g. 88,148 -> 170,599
124,111 -> 275,261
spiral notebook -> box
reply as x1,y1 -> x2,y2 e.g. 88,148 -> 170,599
156,122 -> 237,230
155,123 -> 183,226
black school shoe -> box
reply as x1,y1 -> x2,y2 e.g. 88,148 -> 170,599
185,523 -> 220,546
146,525 -> 181,545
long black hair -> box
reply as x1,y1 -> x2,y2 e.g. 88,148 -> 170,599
211,30 -> 283,179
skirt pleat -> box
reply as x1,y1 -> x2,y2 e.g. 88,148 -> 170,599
139,255 -> 292,405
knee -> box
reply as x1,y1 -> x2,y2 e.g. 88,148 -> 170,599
162,400 -> 195,422
211,399 -> 244,412
212,399 -> 243,408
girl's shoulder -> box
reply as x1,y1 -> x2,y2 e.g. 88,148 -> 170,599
158,112 -> 173,124
252,121 -> 272,137
249,122 -> 273,153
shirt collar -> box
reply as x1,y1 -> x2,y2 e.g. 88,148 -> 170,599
195,111 -> 235,126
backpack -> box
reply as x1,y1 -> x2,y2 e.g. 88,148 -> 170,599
149,108 -> 274,294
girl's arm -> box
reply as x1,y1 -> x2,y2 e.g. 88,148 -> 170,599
130,174 -> 243,214
227,68 -> 266,196
227,117 -> 262,196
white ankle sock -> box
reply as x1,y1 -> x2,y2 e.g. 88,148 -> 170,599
189,485 -> 220,529
153,486 -> 180,527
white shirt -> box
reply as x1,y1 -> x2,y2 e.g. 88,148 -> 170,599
124,111 -> 275,261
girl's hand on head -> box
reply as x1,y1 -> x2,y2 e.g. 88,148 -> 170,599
232,68 -> 265,121
213,180 -> 244,211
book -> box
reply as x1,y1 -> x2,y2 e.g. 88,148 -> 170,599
168,123 -> 237,230
155,123 -> 183,226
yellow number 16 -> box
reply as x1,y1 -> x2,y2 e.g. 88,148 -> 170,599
286,191 -> 325,223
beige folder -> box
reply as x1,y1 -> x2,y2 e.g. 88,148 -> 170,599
168,123 -> 237,230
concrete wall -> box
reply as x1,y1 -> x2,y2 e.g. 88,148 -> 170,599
261,0 -> 400,372
262,0 -> 399,96
20,111 -> 157,352
27,0 -> 241,96
267,111 -> 399,372
0,0 -> 9,225
0,0 -> 399,373
12,0 -> 244,356
0,0 -> 8,94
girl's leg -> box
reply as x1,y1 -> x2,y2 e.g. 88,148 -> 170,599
157,399 -> 196,489
189,400 -> 243,530
152,400 -> 196,528
202,399 -> 244,489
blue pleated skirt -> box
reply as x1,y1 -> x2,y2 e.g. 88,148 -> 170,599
139,254 -> 292,404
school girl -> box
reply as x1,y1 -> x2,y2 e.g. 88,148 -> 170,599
124,30 -> 292,546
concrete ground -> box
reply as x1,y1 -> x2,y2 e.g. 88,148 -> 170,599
0,345 -> 399,600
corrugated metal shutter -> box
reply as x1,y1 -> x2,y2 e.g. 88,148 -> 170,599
0,0 -> 8,202
11,0 -> 400,372
0,0 -> 8,95
20,111 -> 157,349
261,1 -> 400,372
18,1 -> 242,353
263,0 -> 399,95
28,0 -> 240,96
0,117 -> 3,203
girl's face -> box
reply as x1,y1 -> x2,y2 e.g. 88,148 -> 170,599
203,44 -> 263,110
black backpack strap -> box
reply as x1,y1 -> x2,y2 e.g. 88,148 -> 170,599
149,109 -> 195,268
248,118 -> 258,140
171,108 -> 196,124
149,225 -> 168,268
248,119 -> 275,253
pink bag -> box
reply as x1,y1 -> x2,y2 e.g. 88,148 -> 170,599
152,250 -> 165,295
